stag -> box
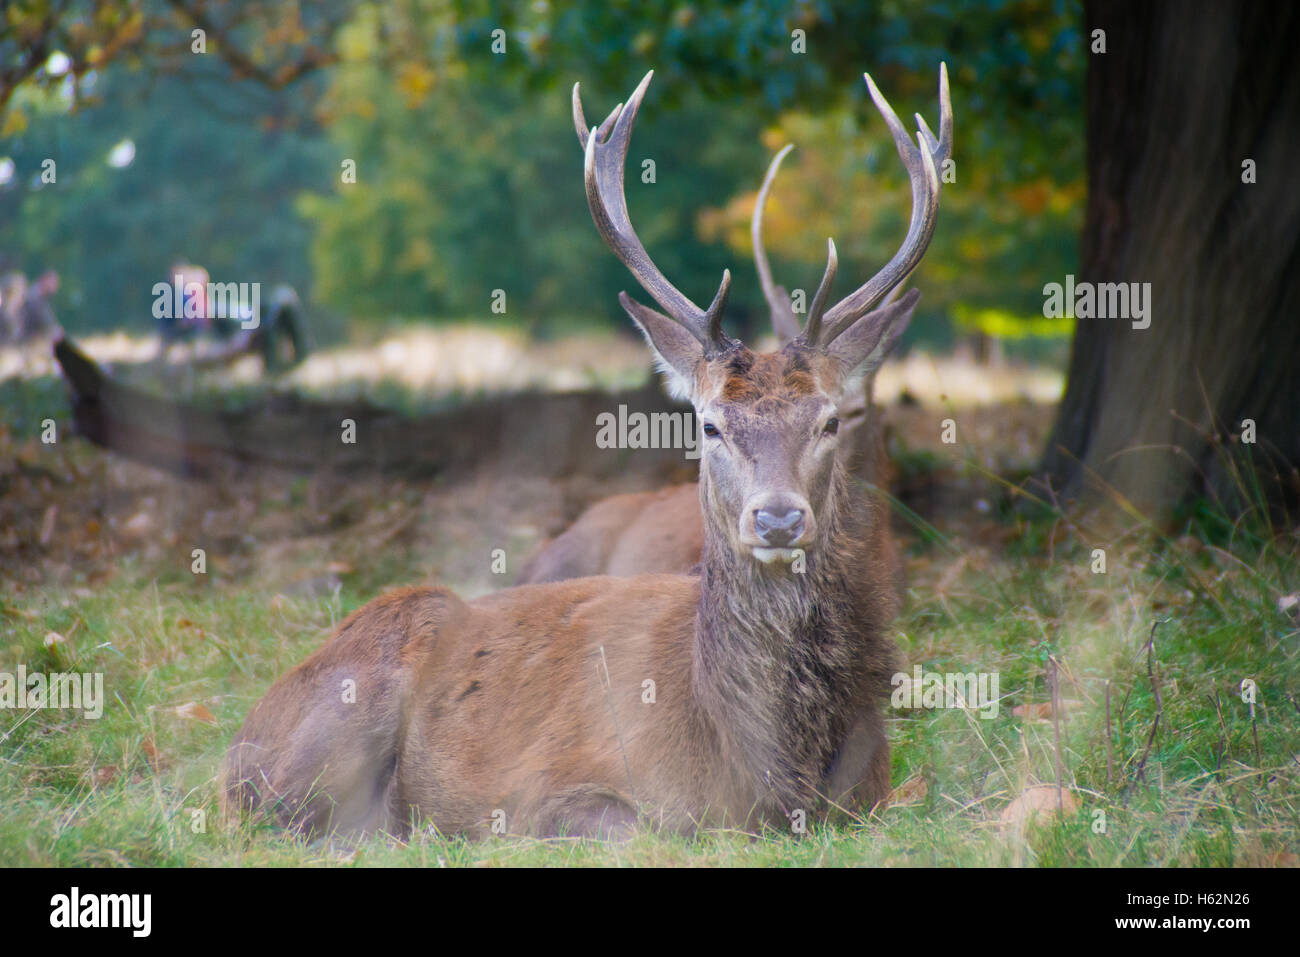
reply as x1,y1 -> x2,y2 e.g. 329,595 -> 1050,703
223,65 -> 952,839
517,136 -> 918,587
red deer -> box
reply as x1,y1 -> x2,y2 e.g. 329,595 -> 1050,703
517,144 -> 910,588
222,65 -> 951,840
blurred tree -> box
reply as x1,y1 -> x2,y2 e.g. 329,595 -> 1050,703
1040,0 -> 1300,518
2,0 -> 1083,340
0,66 -> 330,329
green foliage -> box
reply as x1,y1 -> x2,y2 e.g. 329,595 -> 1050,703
2,0 -> 1085,343
0,67 -> 330,331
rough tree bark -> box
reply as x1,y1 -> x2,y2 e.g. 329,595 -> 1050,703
1040,0 -> 1300,521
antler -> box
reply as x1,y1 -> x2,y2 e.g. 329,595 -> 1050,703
751,144 -> 803,342
804,62 -> 952,348
573,71 -> 734,356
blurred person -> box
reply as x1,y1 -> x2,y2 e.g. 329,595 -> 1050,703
0,271 -> 26,344
155,261 -> 211,364
17,270 -> 61,341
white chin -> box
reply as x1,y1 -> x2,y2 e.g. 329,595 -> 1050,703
751,547 -> 803,565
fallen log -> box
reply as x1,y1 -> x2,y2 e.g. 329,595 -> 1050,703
53,336 -> 697,483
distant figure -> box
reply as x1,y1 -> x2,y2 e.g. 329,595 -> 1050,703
0,272 -> 26,343
154,263 -> 309,371
256,284 -> 310,371
156,261 -> 212,357
20,270 -> 61,341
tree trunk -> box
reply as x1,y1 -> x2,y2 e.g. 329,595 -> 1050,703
1040,0 -> 1300,522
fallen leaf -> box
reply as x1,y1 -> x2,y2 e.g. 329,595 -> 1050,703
1264,851 -> 1298,868
142,734 -> 163,770
94,765 -> 119,786
1013,702 -> 1054,721
1013,699 -> 1082,722
122,510 -> 154,536
39,505 -> 58,546
1000,785 -> 1079,826
173,702 -> 217,725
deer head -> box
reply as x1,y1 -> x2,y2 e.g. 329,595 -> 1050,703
573,67 -> 951,566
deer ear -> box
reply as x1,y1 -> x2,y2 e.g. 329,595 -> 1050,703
825,287 -> 920,378
619,292 -> 702,401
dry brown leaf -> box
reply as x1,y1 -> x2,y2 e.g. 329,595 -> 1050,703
1000,785 -> 1079,826
94,765 -> 119,786
39,505 -> 58,546
173,702 -> 217,725
1013,702 -> 1054,721
141,734 -> 163,770
1012,699 -> 1082,722
1264,851 -> 1298,867
122,511 -> 153,537
889,774 -> 928,807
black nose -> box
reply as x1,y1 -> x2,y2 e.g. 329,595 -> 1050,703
753,508 -> 805,546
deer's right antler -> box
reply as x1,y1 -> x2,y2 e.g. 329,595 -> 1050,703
803,63 -> 952,348
573,72 -> 735,357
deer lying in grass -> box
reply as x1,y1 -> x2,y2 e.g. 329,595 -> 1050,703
222,65 -> 952,840
517,145 -> 908,588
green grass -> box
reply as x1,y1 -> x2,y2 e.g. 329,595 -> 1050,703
1,365 -> 1296,867
2,513 -> 1296,867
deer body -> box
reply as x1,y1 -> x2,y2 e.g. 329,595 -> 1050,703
226,473 -> 895,836
224,66 -> 950,840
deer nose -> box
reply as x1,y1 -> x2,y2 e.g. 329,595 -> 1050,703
753,507 -> 805,546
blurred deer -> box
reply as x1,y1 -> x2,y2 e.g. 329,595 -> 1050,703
223,65 -> 951,839
517,133 -> 911,589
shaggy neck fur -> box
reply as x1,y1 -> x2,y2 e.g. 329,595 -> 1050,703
692,465 -> 892,820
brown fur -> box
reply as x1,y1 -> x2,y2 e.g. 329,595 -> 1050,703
519,379 -> 902,615
223,345 -> 902,840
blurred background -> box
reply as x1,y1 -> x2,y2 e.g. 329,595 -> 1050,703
2,1 -> 1298,869
0,0 -> 1082,369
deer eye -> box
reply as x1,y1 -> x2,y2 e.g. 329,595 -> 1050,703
822,416 -> 840,436
702,422 -> 721,438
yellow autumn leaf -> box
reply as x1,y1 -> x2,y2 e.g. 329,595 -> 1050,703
396,63 -> 436,109
1,108 -> 28,138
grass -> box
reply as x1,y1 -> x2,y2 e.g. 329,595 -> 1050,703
0,372 -> 1297,867
4,518 -> 1295,866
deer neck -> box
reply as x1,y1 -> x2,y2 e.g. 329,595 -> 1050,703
692,468 -> 881,816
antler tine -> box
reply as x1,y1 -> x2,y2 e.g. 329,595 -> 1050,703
572,81 -> 621,151
751,144 -> 802,341
810,63 -> 951,348
801,238 -> 838,345
576,71 -> 734,355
